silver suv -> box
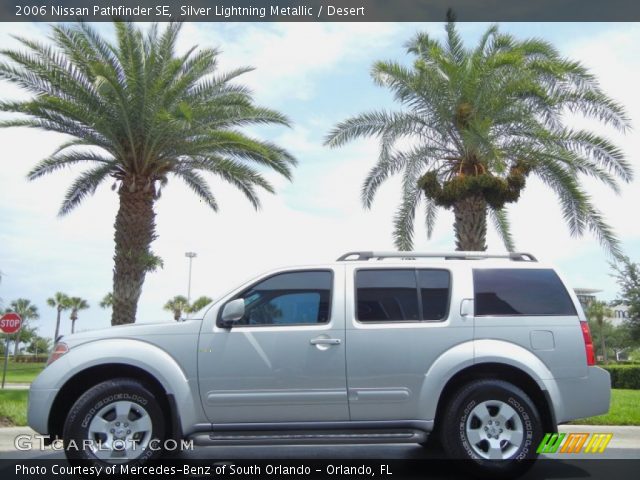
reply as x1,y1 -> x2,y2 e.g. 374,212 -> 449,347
29,251 -> 610,476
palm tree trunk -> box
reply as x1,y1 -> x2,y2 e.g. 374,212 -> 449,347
13,331 -> 21,356
112,177 -> 157,326
54,308 -> 61,341
599,321 -> 607,364
453,194 -> 487,251
71,318 -> 76,334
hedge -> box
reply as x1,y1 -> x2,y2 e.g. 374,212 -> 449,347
602,365 -> 640,389
10,355 -> 48,364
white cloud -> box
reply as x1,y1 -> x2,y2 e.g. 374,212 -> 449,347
178,22 -> 403,103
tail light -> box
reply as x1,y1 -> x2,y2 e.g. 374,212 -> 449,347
580,321 -> 596,366
47,342 -> 69,365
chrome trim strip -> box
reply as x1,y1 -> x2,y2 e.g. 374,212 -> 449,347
209,419 -> 433,432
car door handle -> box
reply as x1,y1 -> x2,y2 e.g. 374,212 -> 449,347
310,337 -> 341,346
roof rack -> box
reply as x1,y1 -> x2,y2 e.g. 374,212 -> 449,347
336,251 -> 538,262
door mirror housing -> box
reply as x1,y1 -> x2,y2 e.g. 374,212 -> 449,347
221,298 -> 245,326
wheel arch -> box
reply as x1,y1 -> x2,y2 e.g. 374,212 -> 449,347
432,362 -> 557,437
42,338 -> 203,442
47,363 -> 182,442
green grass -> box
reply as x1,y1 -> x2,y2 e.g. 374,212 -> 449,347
1,361 -> 45,383
0,388 -> 638,428
0,390 -> 28,426
570,389 -> 640,426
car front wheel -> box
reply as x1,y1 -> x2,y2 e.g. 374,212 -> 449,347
63,378 -> 166,465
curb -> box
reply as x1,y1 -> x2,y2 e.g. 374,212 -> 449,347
0,425 -> 638,452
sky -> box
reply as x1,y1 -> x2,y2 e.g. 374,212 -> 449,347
0,21 -> 639,341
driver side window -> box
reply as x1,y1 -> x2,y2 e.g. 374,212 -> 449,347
223,270 -> 332,327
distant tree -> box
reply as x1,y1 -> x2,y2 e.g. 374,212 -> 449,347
189,296 -> 213,315
27,335 -> 52,356
163,295 -> 212,321
14,325 -> 37,355
588,321 -> 635,362
5,299 -> 39,355
99,293 -> 114,309
587,300 -> 614,363
47,292 -> 71,341
68,297 -> 89,333
611,257 -> 640,341
608,324 -> 636,361
164,296 -> 189,321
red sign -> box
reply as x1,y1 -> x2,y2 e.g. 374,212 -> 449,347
0,312 -> 22,334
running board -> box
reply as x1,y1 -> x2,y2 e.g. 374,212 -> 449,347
189,430 -> 427,446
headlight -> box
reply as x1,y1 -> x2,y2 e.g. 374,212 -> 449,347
47,342 -> 69,365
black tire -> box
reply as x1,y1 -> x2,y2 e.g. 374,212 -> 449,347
63,378 -> 166,466
440,379 -> 542,477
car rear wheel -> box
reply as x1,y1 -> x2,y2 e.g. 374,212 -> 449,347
63,378 -> 166,465
441,379 -> 542,477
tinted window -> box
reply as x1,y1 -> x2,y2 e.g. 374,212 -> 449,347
229,271 -> 332,326
356,270 -> 419,322
473,269 -> 576,316
419,270 -> 451,320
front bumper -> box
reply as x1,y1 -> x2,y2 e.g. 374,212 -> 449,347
554,366 -> 611,423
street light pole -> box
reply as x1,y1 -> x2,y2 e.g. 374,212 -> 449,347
185,252 -> 197,318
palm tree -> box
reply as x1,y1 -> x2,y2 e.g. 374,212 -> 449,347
5,298 -> 39,356
47,292 -> 70,341
0,22 -> 296,326
587,300 -> 613,364
27,335 -> 52,356
325,15 -> 631,255
164,295 -> 189,321
68,297 -> 89,333
163,295 -> 212,321
99,293 -> 114,309
187,296 -> 213,316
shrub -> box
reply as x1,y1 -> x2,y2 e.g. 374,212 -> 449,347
603,365 -> 640,389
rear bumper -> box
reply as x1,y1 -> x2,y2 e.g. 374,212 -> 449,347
27,386 -> 59,436
554,367 -> 611,423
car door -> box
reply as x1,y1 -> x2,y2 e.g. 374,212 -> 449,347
344,264 -> 474,421
197,266 -> 348,423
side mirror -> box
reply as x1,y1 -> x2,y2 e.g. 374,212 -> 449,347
221,298 -> 245,326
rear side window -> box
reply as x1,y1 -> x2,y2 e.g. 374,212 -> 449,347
419,270 -> 450,320
356,269 -> 450,322
473,268 -> 576,316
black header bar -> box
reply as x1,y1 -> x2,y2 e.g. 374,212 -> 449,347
4,0 -> 640,22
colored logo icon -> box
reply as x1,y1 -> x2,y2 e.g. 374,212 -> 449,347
537,433 -> 613,454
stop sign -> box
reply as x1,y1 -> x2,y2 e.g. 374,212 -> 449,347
0,312 -> 22,334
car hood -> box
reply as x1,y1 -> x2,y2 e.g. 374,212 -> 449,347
58,319 -> 203,346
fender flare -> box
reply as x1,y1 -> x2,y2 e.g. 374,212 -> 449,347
418,339 -> 561,421
45,338 -> 205,435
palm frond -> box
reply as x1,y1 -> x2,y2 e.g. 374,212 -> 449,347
29,150 -> 114,180
392,163 -> 422,251
489,207 -> 515,251
172,169 -> 218,211
59,163 -> 114,215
